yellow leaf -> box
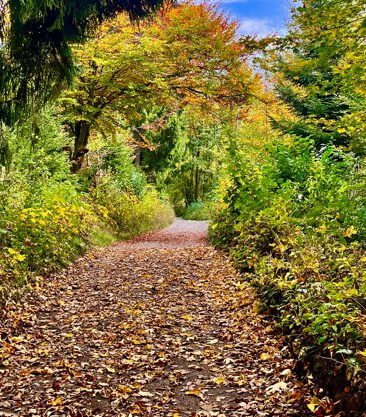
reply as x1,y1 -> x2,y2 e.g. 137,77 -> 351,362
185,389 -> 204,399
181,314 -> 193,321
307,396 -> 321,412
117,385 -> 132,394
277,243 -> 287,253
212,376 -> 227,385
235,282 -> 246,291
318,224 -> 327,234
260,352 -> 273,360
343,226 -> 357,238
50,397 -> 63,406
10,336 -> 24,343
62,333 -> 74,338
236,374 -> 247,386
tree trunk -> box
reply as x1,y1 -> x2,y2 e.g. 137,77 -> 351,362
194,148 -> 201,202
131,128 -> 142,167
134,145 -> 141,167
194,165 -> 199,202
71,120 -> 91,172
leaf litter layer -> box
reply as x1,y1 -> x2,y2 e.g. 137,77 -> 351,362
0,219 -> 310,416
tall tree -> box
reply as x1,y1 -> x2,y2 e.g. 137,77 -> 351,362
266,0 -> 366,152
60,3 -> 257,171
0,0 -> 166,124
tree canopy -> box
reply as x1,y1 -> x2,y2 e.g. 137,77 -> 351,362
0,0 -> 167,124
265,0 -> 366,152
60,3 -> 257,170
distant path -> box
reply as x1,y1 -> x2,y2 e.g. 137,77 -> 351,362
0,219 -> 309,416
122,218 -> 209,249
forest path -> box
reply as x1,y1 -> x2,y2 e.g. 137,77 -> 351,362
0,219 -> 309,417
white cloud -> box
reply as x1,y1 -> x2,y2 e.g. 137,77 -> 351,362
219,0 -> 249,3
238,17 -> 286,38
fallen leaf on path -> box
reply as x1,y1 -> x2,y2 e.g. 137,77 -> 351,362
267,381 -> 288,394
49,397 -> 63,406
185,389 -> 204,400
307,396 -> 321,412
212,376 -> 227,385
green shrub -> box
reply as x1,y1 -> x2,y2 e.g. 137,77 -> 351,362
210,136 -> 366,400
0,110 -> 174,302
0,111 -> 97,301
91,179 -> 174,239
182,201 -> 211,220
0,202 -> 94,291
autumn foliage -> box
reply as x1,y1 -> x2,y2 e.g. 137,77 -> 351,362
0,0 -> 365,415
210,0 -> 366,414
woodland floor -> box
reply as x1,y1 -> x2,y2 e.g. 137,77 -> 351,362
0,219 -> 311,417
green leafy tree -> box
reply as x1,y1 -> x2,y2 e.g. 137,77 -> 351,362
60,3 -> 255,170
141,109 -> 224,206
0,0 -> 166,124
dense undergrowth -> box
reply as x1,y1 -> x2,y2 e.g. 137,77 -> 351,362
180,202 -> 212,221
210,1 -> 366,413
0,111 -> 173,303
210,139 -> 366,410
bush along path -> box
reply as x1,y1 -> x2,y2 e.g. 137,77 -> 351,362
0,219 -> 311,417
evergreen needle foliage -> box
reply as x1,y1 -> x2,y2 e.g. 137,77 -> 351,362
0,0 -> 166,124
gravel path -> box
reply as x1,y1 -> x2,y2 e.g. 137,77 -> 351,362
0,219 -> 310,417
120,218 -> 209,249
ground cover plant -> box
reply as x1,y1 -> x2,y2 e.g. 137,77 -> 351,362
181,202 -> 212,221
210,136 -> 366,414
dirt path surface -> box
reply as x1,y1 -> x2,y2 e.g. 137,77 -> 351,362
0,219 -> 309,417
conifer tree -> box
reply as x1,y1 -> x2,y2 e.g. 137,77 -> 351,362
0,0 -> 166,124
268,0 -> 366,152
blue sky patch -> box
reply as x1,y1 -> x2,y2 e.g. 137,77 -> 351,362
218,0 -> 292,37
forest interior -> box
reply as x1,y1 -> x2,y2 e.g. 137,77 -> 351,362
0,0 -> 365,416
